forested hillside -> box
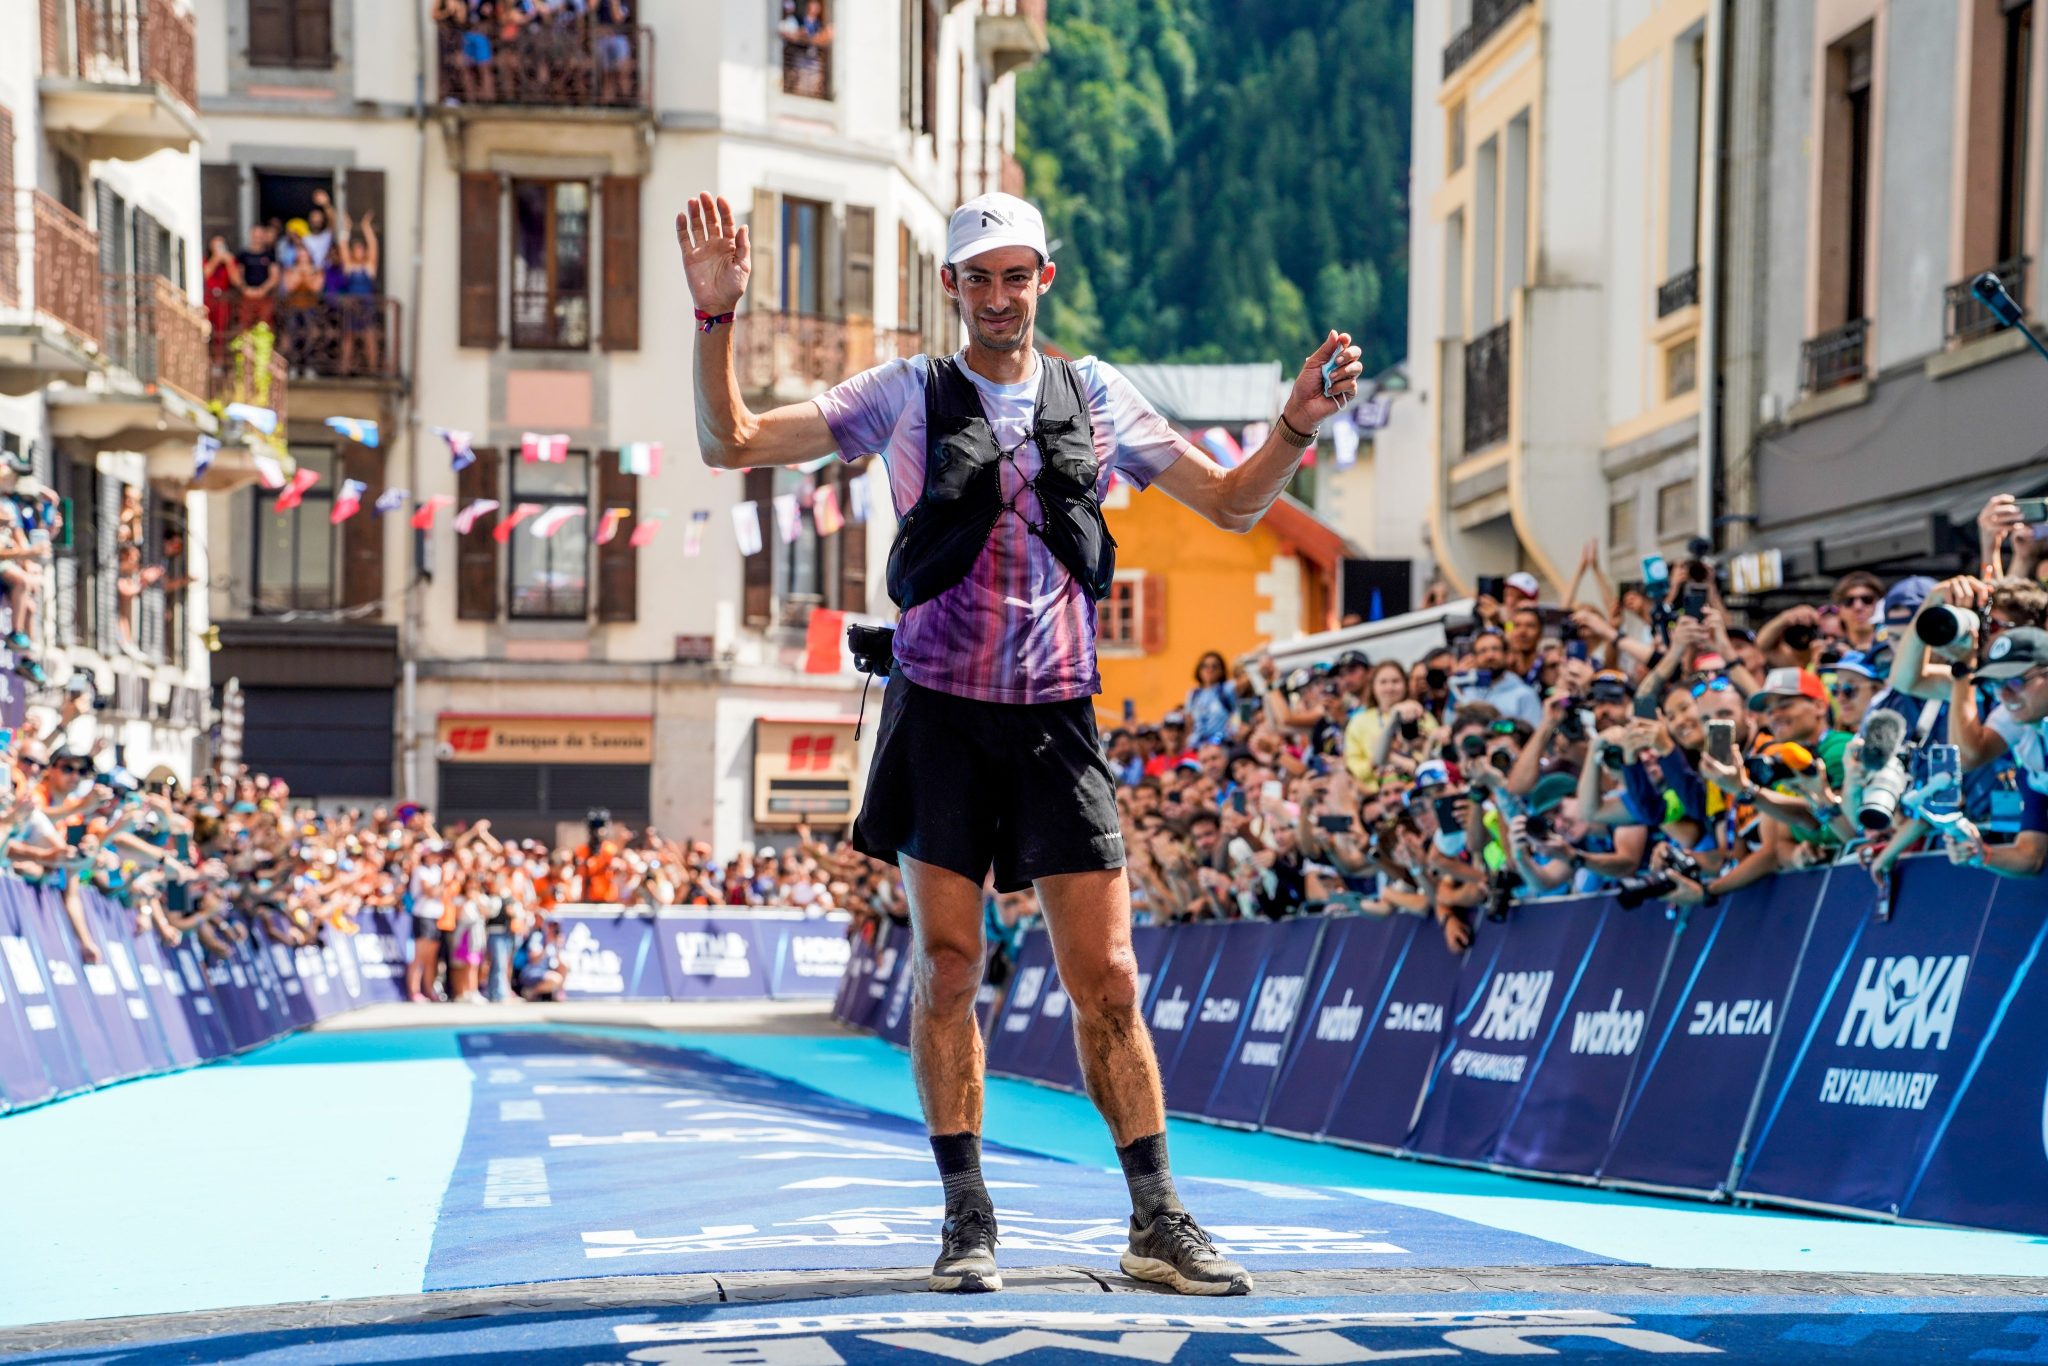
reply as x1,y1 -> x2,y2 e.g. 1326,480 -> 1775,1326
1016,0 -> 1412,371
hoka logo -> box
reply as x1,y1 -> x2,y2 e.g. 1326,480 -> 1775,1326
1837,955 -> 1970,1051
1470,970 -> 1553,1043
1009,965 -> 1045,1011
1249,975 -> 1306,1034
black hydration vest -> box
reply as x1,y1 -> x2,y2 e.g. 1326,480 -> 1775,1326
884,354 -> 1117,611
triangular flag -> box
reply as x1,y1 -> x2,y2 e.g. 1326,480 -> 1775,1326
323,416 -> 380,447
1199,426 -> 1244,468
619,442 -> 663,477
252,451 -> 286,489
224,402 -> 278,434
193,434 -> 220,479
411,494 -> 455,530
595,507 -> 632,545
683,509 -> 709,557
521,432 -> 568,463
274,467 -> 320,512
847,474 -> 872,524
374,487 -> 409,515
330,479 -> 367,524
772,493 -> 803,544
432,426 -> 476,471
629,517 -> 663,548
494,503 -> 541,541
804,608 -> 846,674
1239,420 -> 1271,452
732,501 -> 763,557
529,506 -> 585,539
454,498 -> 499,534
812,485 -> 844,536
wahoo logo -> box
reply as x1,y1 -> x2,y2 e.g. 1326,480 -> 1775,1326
789,936 -> 851,977
1200,995 -> 1242,1025
1384,1001 -> 1443,1033
1151,985 -> 1190,1032
563,923 -> 626,994
1010,965 -> 1046,1011
1249,975 -> 1306,1034
1688,998 -> 1773,1036
677,931 -> 751,979
1470,970 -> 1554,1043
1317,989 -> 1365,1042
1570,990 -> 1645,1056
1837,955 -> 1970,1052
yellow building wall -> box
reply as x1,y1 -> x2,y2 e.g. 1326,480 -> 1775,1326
1095,491 -> 1295,727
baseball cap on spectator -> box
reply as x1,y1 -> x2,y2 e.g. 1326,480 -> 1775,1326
946,192 -> 1050,265
1827,650 -> 1885,682
1505,572 -> 1541,599
757,844 -> 777,860
1588,670 -> 1631,702
1413,758 -> 1452,792
1335,649 -> 1372,671
1526,772 -> 1578,814
1747,666 -> 1828,710
1882,575 -> 1937,629
1162,711 -> 1187,728
1971,626 -> 2048,680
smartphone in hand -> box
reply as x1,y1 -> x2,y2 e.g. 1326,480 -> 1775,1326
1706,718 -> 1736,766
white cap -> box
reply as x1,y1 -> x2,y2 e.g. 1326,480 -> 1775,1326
1505,572 -> 1541,598
946,193 -> 1050,266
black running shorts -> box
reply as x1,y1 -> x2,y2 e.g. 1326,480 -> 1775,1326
852,676 -> 1126,893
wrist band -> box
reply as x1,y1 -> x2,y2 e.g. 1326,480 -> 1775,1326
1276,413 -> 1318,448
695,309 -> 735,333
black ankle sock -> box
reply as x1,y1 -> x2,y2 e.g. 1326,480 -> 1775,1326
1116,1131 -> 1185,1223
930,1131 -> 991,1211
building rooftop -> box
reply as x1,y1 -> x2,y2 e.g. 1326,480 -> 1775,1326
1112,361 -> 1286,426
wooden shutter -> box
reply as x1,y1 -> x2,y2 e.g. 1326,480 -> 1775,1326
294,0 -> 334,67
248,0 -> 293,65
843,205 -> 874,320
140,495 -> 165,662
458,172 -> 500,348
742,467 -> 773,626
340,439 -> 384,611
749,188 -> 779,312
0,106 -> 15,310
920,0 -> 940,134
200,163 -> 238,255
896,222 -> 911,326
93,471 -> 121,655
837,463 -> 867,612
341,166 -> 384,242
596,449 -> 637,621
1139,573 -> 1166,654
600,175 -> 640,351
132,208 -> 163,280
455,445 -> 500,619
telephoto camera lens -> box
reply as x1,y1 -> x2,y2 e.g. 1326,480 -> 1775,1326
1399,715 -> 1423,741
1614,872 -> 1677,910
1782,623 -> 1817,651
1914,606 -> 1980,658
1425,667 -> 1450,692
1489,749 -> 1514,774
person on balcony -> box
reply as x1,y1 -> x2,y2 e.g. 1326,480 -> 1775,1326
595,0 -> 634,105
203,236 -> 236,358
334,210 -> 382,377
303,193 -> 337,271
0,455 -> 54,686
434,0 -> 498,103
233,224 -> 279,329
781,0 -> 832,98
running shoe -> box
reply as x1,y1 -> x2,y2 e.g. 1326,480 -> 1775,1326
929,1204 -> 1001,1292
1120,1209 -> 1252,1296
6,632 -> 29,651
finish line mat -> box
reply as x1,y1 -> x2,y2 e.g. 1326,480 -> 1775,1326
423,1029 -> 1621,1290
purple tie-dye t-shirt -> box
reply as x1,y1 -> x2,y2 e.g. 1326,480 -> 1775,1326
814,351 -> 1187,706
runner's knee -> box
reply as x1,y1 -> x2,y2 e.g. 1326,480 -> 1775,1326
1066,945 -> 1141,1024
914,939 -> 982,1009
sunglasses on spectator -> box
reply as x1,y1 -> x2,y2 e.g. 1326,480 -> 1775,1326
1691,677 -> 1736,697
1486,720 -> 1520,736
1840,593 -> 1878,607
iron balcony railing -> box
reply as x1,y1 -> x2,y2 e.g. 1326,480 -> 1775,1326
780,26 -> 831,99
0,191 -> 103,347
736,312 -> 922,394
1463,319 -> 1512,453
1443,0 -> 1531,79
435,18 -> 650,110
212,290 -> 401,381
1944,257 -> 2030,347
1657,263 -> 1700,318
101,273 -> 207,404
40,0 -> 198,110
1800,317 -> 1869,394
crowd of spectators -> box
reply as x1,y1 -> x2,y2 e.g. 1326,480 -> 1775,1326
204,188 -> 384,380
1099,493 -> 2048,955
433,0 -> 639,106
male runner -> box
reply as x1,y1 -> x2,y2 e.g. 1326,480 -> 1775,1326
679,189 -> 1360,1295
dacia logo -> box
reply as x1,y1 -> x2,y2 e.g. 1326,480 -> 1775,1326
1689,998 -> 1773,1035
1470,970 -> 1553,1043
1151,985 -> 1190,1031
1200,995 -> 1242,1024
1837,955 -> 1970,1051
1249,975 -> 1305,1034
1384,1001 -> 1443,1033
1316,989 -> 1365,1042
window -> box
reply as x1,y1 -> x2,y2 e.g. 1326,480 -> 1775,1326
778,0 -> 834,98
247,0 -> 334,69
1656,479 -> 1695,540
1818,26 -> 1876,328
1447,101 -> 1466,174
773,467 -> 834,623
1098,577 -> 1139,649
780,196 -> 827,316
1667,27 -> 1707,277
1608,499 -> 1636,553
253,448 -> 338,613
508,451 -> 589,619
1998,0 -> 2034,264
511,180 -> 591,350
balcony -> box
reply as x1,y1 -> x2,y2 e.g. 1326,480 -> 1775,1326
213,292 -> 400,386
779,19 -> 832,100
0,191 -> 103,394
1656,264 -> 1700,319
1444,0 -> 1531,80
978,0 -> 1049,82
435,17 -> 650,113
1800,317 -> 1869,394
1462,319 -> 1511,453
47,273 -> 214,452
1944,257 -> 2030,348
37,0 -> 201,160
736,312 -> 921,401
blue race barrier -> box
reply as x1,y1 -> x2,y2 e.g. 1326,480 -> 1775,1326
653,913 -> 772,1000
0,882 -> 92,1098
1162,919 -> 1276,1118
764,915 -> 854,999
1323,914 -> 1467,1151
1262,913 -> 1416,1138
557,911 -> 667,1001
984,929 -> 1055,1076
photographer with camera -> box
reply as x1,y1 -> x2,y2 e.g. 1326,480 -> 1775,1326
1933,626 -> 2048,879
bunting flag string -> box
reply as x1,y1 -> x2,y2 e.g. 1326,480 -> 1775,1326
683,509 -> 709,557
629,516 -> 664,548
772,493 -> 803,545
274,467 -> 321,512
252,451 -> 286,490
454,498 -> 499,534
1198,426 -> 1243,469
193,434 -> 220,480
330,479 -> 367,524
493,503 -> 542,541
374,487 -> 409,516
619,442 -> 662,478
595,507 -> 633,545
224,402 -> 278,434
411,494 -> 455,530
812,485 -> 844,537
529,506 -> 585,539
324,417 -> 380,447
521,432 -> 568,464
732,501 -> 763,557
432,426 -> 476,471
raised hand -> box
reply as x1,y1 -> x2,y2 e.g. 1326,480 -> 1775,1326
1284,331 -> 1362,432
676,192 -> 751,315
